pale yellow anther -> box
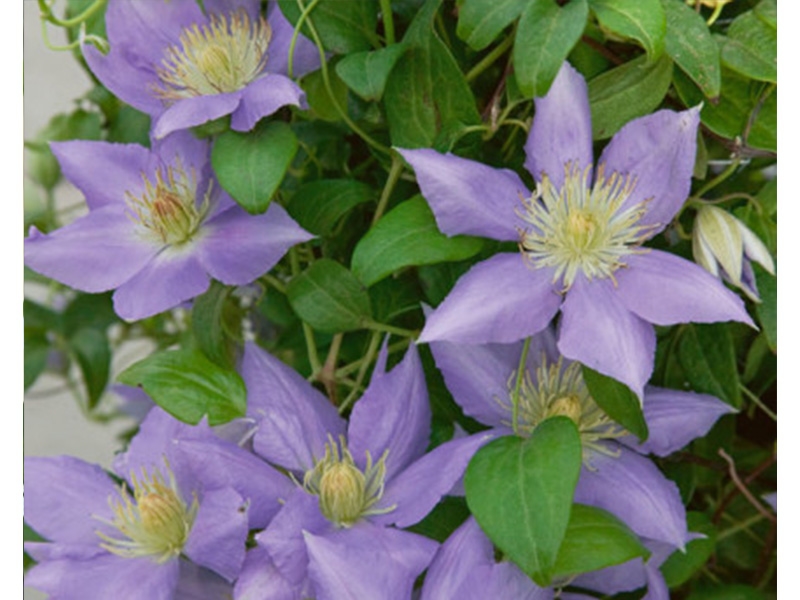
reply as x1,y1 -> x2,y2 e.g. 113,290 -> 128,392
152,9 -> 271,101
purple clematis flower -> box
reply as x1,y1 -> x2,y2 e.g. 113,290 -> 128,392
24,407 -> 293,599
24,131 -> 313,321
85,0 -> 319,139
234,341 -> 490,599
399,61 -> 753,399
429,329 -> 734,552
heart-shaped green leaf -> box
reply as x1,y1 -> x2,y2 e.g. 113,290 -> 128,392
464,418 -> 582,586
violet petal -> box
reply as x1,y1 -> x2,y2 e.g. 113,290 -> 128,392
241,342 -> 346,472
575,445 -> 690,549
196,202 -> 312,286
526,62 -> 594,189
419,254 -> 561,344
348,344 -> 431,481
398,148 -> 529,241
598,107 -> 700,235
558,275 -> 655,400
153,92 -> 243,139
230,74 -> 307,131
615,250 -> 754,327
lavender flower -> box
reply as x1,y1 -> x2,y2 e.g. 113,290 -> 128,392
429,329 -> 734,551
84,0 -> 319,138
24,132 -> 312,321
400,62 -> 753,398
24,407 -> 293,599
234,342 -> 490,599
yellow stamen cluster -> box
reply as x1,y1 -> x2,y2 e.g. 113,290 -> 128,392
497,355 -> 627,462
95,462 -> 198,563
518,162 -> 656,291
152,9 -> 271,101
303,436 -> 394,527
126,159 -> 210,246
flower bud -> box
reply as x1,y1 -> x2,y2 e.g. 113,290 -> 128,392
693,205 -> 774,302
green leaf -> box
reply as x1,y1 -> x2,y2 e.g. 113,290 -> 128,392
673,68 -> 776,152
24,335 -> 50,391
68,328 -> 110,409
464,419 -> 582,586
211,120 -> 298,214
192,281 -> 234,368
118,347 -> 247,425
754,264 -> 776,352
661,511 -> 717,587
335,44 -> 407,101
757,177 -> 777,217
384,0 -> 480,149
351,196 -> 483,287
677,323 -> 742,407
62,293 -> 117,337
277,0 -> 379,54
588,53 -> 673,139
553,504 -> 649,578
286,179 -> 373,236
287,259 -> 373,333
581,366 -> 648,442
456,0 -> 528,50
301,65 -> 349,122
662,0 -> 721,99
589,0 -> 665,58
753,0 -> 776,29
687,585 -> 768,600
513,0 -> 589,97
718,10 -> 777,83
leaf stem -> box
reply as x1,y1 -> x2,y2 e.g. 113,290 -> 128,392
335,338 -> 410,378
693,158 -> 742,199
739,383 -> 777,422
465,35 -> 514,83
296,0 -> 391,155
511,337 -> 532,436
379,0 -> 395,46
372,152 -> 404,225
290,247 -> 322,373
365,320 -> 417,339
338,331 -> 382,413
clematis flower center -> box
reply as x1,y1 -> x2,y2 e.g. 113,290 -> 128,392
152,9 -> 271,101
95,461 -> 198,563
303,436 -> 394,528
498,356 -> 627,462
518,162 -> 656,290
126,159 -> 211,246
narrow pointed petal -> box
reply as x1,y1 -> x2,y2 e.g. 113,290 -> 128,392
83,45 -> 164,116
372,433 -> 492,528
184,487 -> 249,582
428,339 -> 522,427
558,276 -> 655,399
202,0 -> 260,20
153,93 -> 243,139
348,344 -> 430,480
621,386 -> 735,457
25,209 -> 160,293
526,62 -> 594,188
230,74 -> 306,131
419,254 -> 562,344
421,518 -> 494,600
397,148 -> 529,241
152,131 -> 212,177
234,546 -> 300,600
112,246 -> 210,321
304,524 -> 437,600
24,456 -> 117,546
598,108 -> 700,234
267,3 -> 320,77
461,563 -> 552,600
575,445 -> 690,549
196,202 -> 313,285
571,556 -> 646,596
241,343 -> 346,472
26,554 -> 179,600
615,250 -> 754,327
256,490 -> 333,586
51,141 -> 152,210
